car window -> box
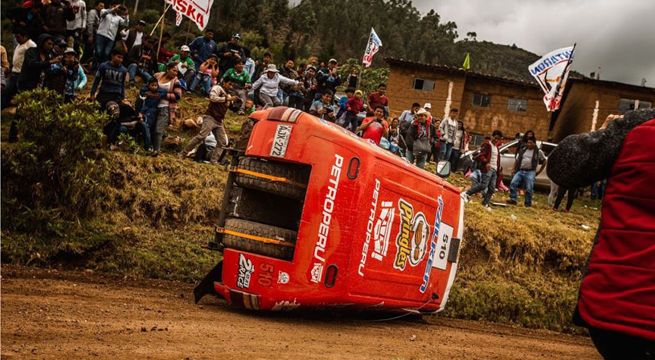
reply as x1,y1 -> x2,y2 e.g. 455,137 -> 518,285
540,143 -> 557,157
500,143 -> 518,156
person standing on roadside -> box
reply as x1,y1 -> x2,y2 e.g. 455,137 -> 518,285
83,1 -> 103,66
65,0 -> 86,53
506,137 -> 546,207
405,108 -> 432,169
439,108 -> 459,162
462,130 -> 503,206
95,2 -> 128,64
357,105 -> 389,145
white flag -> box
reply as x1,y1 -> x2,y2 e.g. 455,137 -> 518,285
165,0 -> 213,31
175,11 -> 183,26
362,28 -> 383,68
528,45 -> 575,112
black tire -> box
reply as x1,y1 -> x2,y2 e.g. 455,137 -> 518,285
235,157 -> 309,200
223,218 -> 296,260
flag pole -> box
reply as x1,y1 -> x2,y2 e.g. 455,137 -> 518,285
156,9 -> 168,62
150,4 -> 171,37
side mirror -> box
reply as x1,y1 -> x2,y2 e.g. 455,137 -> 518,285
436,160 -> 451,178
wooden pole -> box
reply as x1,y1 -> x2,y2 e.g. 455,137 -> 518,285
149,4 -> 171,37
133,0 -> 139,15
157,13 -> 166,59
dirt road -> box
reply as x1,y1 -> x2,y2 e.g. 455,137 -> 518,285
1,266 -> 599,359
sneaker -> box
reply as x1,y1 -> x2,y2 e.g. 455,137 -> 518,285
461,192 -> 470,203
506,199 -> 517,205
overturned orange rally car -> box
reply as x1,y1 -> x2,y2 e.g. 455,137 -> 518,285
194,107 -> 465,313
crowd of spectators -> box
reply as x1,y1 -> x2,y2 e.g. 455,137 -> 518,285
1,0 -> 602,210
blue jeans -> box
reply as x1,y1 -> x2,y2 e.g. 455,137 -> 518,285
467,169 -> 497,206
406,151 -> 428,169
439,141 -> 453,161
509,170 -> 536,206
95,34 -> 114,64
189,73 -> 212,94
127,64 -> 153,83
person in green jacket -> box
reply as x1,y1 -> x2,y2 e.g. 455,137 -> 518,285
170,45 -> 196,87
221,59 -> 251,114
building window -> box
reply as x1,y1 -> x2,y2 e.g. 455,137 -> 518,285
412,78 -> 435,91
638,100 -> 652,109
472,93 -> 491,107
507,98 -> 528,112
469,133 -> 485,148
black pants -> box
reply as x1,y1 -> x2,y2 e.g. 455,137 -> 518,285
554,187 -> 575,211
589,327 -> 655,360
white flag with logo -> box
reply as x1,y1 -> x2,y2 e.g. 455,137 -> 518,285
362,28 -> 383,68
529,45 -> 575,112
165,0 -> 213,31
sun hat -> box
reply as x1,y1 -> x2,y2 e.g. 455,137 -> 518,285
265,64 -> 279,73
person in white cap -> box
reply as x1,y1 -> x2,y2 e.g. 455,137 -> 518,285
252,64 -> 300,108
217,33 -> 244,73
170,45 -> 196,85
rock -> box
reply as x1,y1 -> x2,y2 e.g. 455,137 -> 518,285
410,335 -> 417,341
141,327 -> 147,332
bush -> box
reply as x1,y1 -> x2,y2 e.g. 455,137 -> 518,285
2,89 -> 109,233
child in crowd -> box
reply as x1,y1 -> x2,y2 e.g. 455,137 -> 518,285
137,78 -> 165,151
244,98 -> 256,115
47,48 -> 87,102
190,54 -> 220,96
345,89 -> 365,132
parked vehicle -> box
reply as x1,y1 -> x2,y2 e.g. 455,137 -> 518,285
457,139 -> 557,189
194,107 -> 465,314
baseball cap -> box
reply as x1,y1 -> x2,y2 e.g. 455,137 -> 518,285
64,47 -> 77,54
180,45 -> 191,52
232,33 -> 241,39
328,58 -> 338,64
424,102 -> 432,109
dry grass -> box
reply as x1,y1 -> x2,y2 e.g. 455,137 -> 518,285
1,90 -> 602,332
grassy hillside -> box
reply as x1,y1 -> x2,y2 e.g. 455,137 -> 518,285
1,93 -> 600,333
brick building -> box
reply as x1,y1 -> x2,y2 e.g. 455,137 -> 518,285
385,58 -> 550,144
551,78 -> 655,141
385,58 -> 655,144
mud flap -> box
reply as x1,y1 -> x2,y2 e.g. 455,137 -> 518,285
193,261 -> 224,304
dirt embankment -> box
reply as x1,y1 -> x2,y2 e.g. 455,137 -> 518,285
1,266 -> 599,360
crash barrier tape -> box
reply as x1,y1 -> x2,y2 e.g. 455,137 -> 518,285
217,227 -> 294,248
230,167 -> 307,189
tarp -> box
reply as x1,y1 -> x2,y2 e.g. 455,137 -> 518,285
165,0 -> 213,31
528,45 -> 575,112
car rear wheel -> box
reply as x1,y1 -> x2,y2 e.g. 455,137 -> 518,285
234,157 -> 309,201
222,218 -> 296,260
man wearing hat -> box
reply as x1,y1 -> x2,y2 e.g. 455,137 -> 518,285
46,47 -> 87,102
216,33 -> 244,74
251,64 -> 300,108
170,45 -> 196,86
122,19 -> 145,53
316,58 -> 341,97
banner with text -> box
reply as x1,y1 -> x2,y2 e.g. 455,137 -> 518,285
528,45 -> 575,112
362,28 -> 383,68
165,0 -> 213,31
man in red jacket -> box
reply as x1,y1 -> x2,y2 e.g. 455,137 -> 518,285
462,129 -> 502,206
548,109 -> 655,360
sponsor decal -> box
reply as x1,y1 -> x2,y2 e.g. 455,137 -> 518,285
270,124 -> 292,158
393,199 -> 430,271
433,223 -> 454,271
310,263 -> 324,284
257,263 -> 274,287
372,201 -> 394,261
277,271 -> 289,284
420,196 -> 444,293
236,254 -> 254,289
311,154 -> 343,282
358,179 -> 381,276
271,299 -> 300,311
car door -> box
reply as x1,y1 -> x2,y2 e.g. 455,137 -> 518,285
499,140 -> 519,181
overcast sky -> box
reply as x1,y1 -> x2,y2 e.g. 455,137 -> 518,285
412,0 -> 655,86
